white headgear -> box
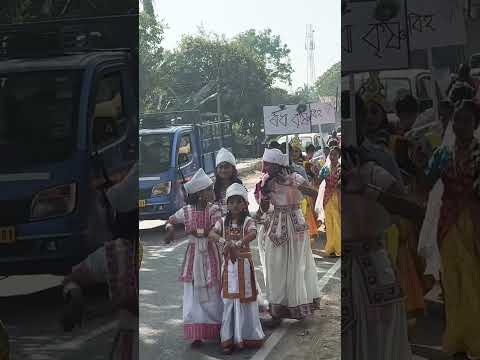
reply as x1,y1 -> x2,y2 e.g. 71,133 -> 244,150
262,148 -> 288,167
215,148 -> 236,167
183,168 -> 213,195
226,183 -> 249,203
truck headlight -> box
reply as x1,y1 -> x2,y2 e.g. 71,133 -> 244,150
152,182 -> 171,196
30,183 -> 77,221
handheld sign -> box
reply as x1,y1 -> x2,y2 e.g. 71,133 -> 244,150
342,0 -> 409,72
407,0 -> 466,50
263,104 -> 312,136
310,101 -> 336,131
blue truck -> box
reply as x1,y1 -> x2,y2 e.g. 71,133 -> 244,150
0,15 -> 138,275
139,111 -> 232,220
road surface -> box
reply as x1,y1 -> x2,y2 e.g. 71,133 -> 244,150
139,172 -> 341,360
1,275 -> 118,359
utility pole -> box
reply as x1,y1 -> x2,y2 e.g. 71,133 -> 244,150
305,24 -> 316,89
216,57 -> 222,122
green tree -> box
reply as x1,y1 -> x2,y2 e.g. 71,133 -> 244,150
315,61 -> 340,97
139,9 -> 166,113
234,29 -> 293,86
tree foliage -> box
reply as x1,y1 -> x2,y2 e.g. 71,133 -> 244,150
153,29 -> 294,148
314,61 -> 340,97
139,10 -> 166,113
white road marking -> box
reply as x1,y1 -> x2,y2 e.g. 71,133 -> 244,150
199,355 -> 224,360
250,258 -> 341,360
157,239 -> 189,253
43,321 -> 118,351
318,258 -> 341,292
139,220 -> 166,230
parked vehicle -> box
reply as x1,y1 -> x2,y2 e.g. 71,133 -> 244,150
139,111 -> 232,221
0,15 -> 138,275
341,69 -> 443,121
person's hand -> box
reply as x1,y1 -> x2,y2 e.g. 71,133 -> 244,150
229,244 -> 240,263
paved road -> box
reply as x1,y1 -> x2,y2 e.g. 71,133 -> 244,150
411,290 -> 448,360
139,173 -> 341,360
139,227 -> 340,360
1,275 -> 118,359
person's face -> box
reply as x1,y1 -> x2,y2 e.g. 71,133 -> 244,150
453,109 -> 476,144
217,162 -> 234,180
366,102 -> 385,133
263,161 -> 281,175
199,186 -> 215,203
307,150 -> 314,159
227,196 -> 246,215
292,147 -> 302,160
330,149 -> 340,164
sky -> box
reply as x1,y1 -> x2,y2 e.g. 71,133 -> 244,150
153,0 -> 340,91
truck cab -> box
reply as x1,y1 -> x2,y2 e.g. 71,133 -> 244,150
139,111 -> 232,220
0,16 -> 138,275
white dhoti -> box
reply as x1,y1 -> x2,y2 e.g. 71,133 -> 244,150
221,255 -> 265,349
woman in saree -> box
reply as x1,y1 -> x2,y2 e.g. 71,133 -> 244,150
342,95 -> 417,359
290,136 -> 320,248
424,99 -> 480,360
316,143 -> 341,257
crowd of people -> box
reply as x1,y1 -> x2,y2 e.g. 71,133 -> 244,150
342,65 -> 480,360
164,143 -> 325,354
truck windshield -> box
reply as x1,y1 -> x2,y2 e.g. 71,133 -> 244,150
0,71 -> 81,167
139,133 -> 172,176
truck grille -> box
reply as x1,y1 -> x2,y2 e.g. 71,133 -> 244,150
0,198 -> 31,226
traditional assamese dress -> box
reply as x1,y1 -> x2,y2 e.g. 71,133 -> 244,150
425,138 -> 480,358
213,214 -> 265,349
263,172 -> 321,319
293,161 -> 319,245
167,202 -> 224,341
215,148 -> 241,216
342,161 -> 412,360
318,160 -> 341,256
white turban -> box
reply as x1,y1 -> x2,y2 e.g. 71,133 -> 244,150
262,148 -> 288,167
215,148 -> 236,167
183,168 -> 213,195
226,183 -> 249,203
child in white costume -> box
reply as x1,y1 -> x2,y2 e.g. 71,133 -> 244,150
166,168 -> 223,347
209,183 -> 265,354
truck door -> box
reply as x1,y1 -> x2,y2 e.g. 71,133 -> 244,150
89,66 -> 134,185
177,131 -> 200,182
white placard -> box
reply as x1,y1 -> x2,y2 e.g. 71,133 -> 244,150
263,105 -> 312,136
310,102 -> 336,126
342,0 -> 409,72
407,0 -> 466,50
